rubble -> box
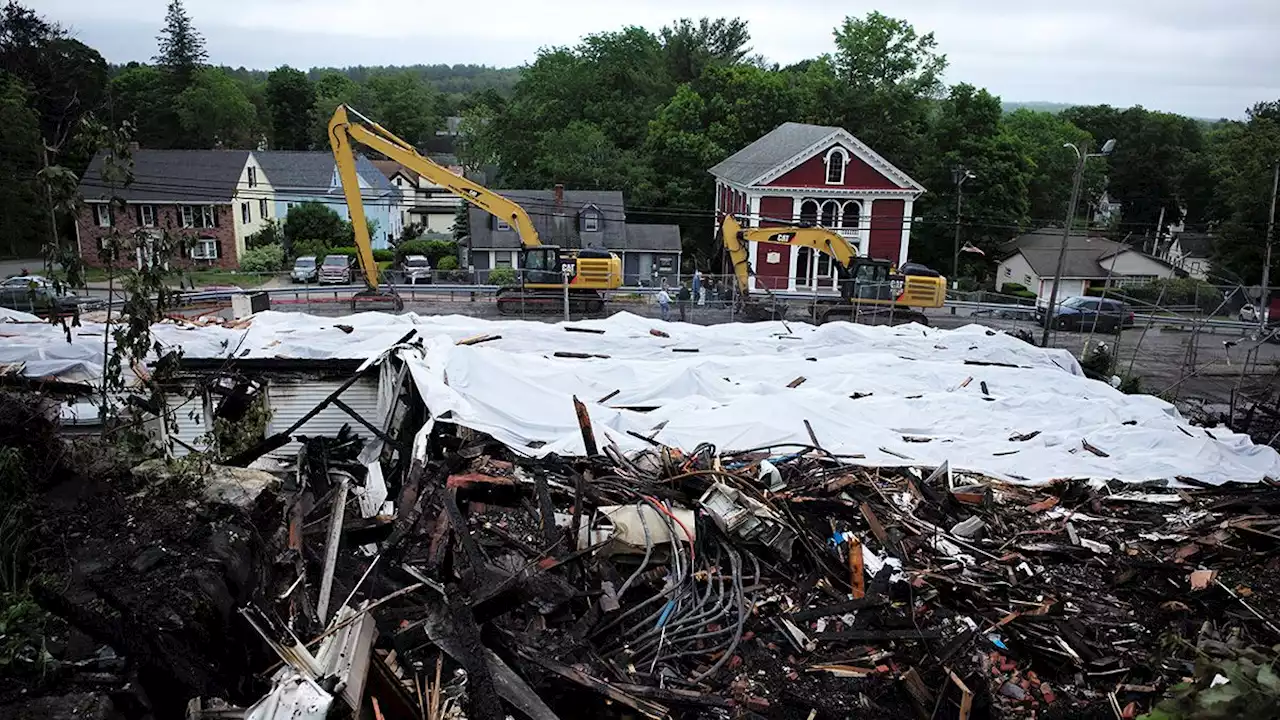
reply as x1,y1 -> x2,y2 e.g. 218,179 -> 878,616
7,314 -> 1280,718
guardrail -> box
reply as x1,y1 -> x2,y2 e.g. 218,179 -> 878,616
947,299 -> 1257,333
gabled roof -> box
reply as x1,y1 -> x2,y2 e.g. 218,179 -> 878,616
468,190 -> 625,250
623,223 -> 681,252
255,151 -> 391,193
1174,232 -> 1214,257
79,149 -> 249,203
1004,228 -> 1176,278
708,121 -> 923,192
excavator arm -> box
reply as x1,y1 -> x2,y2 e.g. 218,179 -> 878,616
327,104 -> 542,290
720,215 -> 859,295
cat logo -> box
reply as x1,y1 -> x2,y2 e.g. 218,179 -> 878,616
890,278 -> 906,297
772,233 -> 796,244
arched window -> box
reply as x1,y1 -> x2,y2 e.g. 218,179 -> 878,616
825,149 -> 847,184
841,201 -> 861,229
820,200 -> 840,227
799,199 -> 818,225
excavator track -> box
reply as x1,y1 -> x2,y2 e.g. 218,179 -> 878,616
816,304 -> 929,326
495,287 -> 606,315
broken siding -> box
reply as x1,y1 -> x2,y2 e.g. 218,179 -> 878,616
265,377 -> 381,456
167,391 -> 211,457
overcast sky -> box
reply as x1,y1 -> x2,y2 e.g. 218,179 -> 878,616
33,0 -> 1280,119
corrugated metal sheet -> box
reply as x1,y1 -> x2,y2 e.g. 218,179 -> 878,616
167,390 -> 211,457
266,377 -> 382,457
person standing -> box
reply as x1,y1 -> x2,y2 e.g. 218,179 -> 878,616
677,284 -> 691,322
656,286 -> 671,321
692,267 -> 702,301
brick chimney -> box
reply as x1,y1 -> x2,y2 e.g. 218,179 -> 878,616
554,183 -> 565,212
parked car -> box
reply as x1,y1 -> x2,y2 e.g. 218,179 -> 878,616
1035,296 -> 1133,333
318,254 -> 353,285
0,286 -> 97,318
1240,304 -> 1260,323
399,255 -> 432,285
290,256 -> 318,283
1,274 -> 51,289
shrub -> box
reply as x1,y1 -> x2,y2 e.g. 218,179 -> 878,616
396,239 -> 457,264
437,256 -> 459,271
324,246 -> 360,258
372,249 -> 394,262
999,282 -> 1037,300
487,266 -> 517,286
246,219 -> 283,249
290,238 -> 330,260
238,243 -> 284,273
1088,279 -> 1222,315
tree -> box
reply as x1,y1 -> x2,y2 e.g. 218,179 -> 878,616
174,67 -> 257,148
309,71 -> 371,147
0,2 -> 108,154
533,121 -> 648,192
659,17 -> 752,84
1001,109 -> 1102,222
283,201 -> 347,252
820,12 -> 948,171
109,64 -> 171,147
452,202 -> 469,242
1206,104 -> 1280,282
154,0 -> 206,88
0,72 -> 42,256
366,72 -> 439,146
266,66 -> 314,150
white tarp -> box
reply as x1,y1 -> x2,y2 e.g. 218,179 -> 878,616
4,309 -> 1278,485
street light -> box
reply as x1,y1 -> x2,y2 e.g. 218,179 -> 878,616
1039,138 -> 1117,347
952,166 -> 976,287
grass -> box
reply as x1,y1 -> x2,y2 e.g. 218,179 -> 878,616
69,267 -> 277,289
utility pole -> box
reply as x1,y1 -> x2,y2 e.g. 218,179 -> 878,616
1040,143 -> 1089,347
1152,205 -> 1166,256
1260,161 -> 1279,326
952,167 -> 974,288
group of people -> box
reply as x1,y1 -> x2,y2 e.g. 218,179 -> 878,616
655,268 -> 705,322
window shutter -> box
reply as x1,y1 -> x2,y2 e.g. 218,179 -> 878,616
136,206 -> 142,224
213,238 -> 221,259
212,206 -> 220,228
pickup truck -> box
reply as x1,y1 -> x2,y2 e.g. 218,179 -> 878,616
318,255 -> 353,285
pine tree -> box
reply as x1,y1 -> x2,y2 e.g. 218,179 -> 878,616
153,0 -> 206,87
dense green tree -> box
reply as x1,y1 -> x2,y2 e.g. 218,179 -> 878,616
175,67 -> 257,148
109,63 -> 171,146
310,71 -> 371,147
0,72 -> 43,256
266,66 -> 314,150
1000,109 -> 1102,223
533,121 -> 648,192
154,0 -> 206,88
366,71 -> 439,146
283,201 -> 347,251
659,17 -> 752,84
1206,104 -> 1280,283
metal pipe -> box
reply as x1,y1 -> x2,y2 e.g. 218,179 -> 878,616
1040,143 -> 1088,347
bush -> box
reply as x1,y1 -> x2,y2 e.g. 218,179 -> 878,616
325,246 -> 360,258
999,282 -> 1038,299
396,239 -> 457,264
437,255 -> 459,271
290,238 -> 330,260
1087,278 -> 1222,314
372,248 -> 394,262
238,243 -> 284,273
246,219 -> 283,250
487,266 -> 517,286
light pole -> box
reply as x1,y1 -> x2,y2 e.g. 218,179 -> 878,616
1040,138 -> 1116,347
952,166 -> 975,288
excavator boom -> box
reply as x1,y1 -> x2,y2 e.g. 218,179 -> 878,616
721,215 -> 859,296
327,104 -> 543,290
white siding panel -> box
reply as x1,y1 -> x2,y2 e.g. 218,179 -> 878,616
167,390 -> 211,457
266,378 -> 382,457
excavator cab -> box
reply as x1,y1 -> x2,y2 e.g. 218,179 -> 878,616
522,247 -> 566,285
839,260 -> 898,303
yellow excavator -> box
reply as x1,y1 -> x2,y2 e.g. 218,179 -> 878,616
328,104 -> 623,313
720,215 -> 946,325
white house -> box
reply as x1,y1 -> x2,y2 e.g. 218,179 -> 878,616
373,158 -> 465,236
1161,232 -> 1214,281
997,229 -> 1179,304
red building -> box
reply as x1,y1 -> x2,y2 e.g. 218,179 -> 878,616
710,122 -> 924,292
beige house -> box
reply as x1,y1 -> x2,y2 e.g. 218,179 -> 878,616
996,229 -> 1179,305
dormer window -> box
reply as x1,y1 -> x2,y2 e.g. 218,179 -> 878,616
583,209 -> 600,232
825,148 -> 847,185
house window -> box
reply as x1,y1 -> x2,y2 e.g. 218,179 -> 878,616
241,202 -> 251,224
1023,275 -> 1032,285
139,204 -> 155,227
258,198 -> 268,218
247,166 -> 257,188
820,200 -> 839,227
191,238 -> 219,260
825,149 -> 847,185
1004,267 -> 1012,277
841,202 -> 861,229
496,218 -> 511,231
583,211 -> 600,232
799,199 -> 818,225
93,204 -> 111,227
199,205 -> 216,228
494,251 -> 512,268
181,205 -> 194,227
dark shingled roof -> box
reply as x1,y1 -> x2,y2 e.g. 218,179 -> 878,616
469,190 -> 625,250
624,223 -> 682,252
1004,228 -> 1176,278
708,122 -> 839,186
79,149 -> 249,203
255,151 -> 390,192
1175,232 -> 1214,257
